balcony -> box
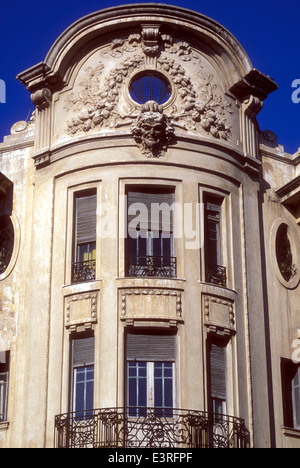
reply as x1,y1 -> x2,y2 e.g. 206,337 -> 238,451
71,259 -> 96,284
126,256 -> 176,278
54,407 -> 249,448
205,264 -> 227,287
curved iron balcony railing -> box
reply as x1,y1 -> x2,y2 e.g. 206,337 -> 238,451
205,264 -> 227,287
71,259 -> 96,284
126,256 -> 176,278
54,407 -> 249,448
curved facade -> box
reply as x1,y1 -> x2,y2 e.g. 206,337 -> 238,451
0,4 -> 299,448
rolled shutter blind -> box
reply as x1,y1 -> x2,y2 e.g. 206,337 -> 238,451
126,333 -> 176,362
73,336 -> 95,366
76,192 -> 97,245
210,342 -> 227,400
127,190 -> 174,233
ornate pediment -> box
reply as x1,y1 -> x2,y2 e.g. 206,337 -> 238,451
63,27 -> 234,156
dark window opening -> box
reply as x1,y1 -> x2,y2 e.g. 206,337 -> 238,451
126,332 -> 176,417
207,337 -> 227,418
204,194 -> 226,287
281,358 -> 300,430
70,334 -> 95,420
276,224 -> 297,282
126,187 -> 176,277
72,190 -> 97,283
0,351 -> 10,422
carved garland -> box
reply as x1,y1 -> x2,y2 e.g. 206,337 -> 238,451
64,32 -> 232,153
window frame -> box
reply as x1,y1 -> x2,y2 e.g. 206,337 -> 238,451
70,334 -> 95,418
125,185 -> 176,278
0,351 -> 10,423
71,189 -> 97,284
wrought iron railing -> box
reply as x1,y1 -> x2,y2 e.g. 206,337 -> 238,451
205,264 -> 227,287
126,256 -> 176,278
54,407 -> 249,448
71,259 -> 96,283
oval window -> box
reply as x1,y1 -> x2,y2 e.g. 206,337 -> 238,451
276,223 -> 297,282
129,72 -> 171,105
0,215 -> 14,275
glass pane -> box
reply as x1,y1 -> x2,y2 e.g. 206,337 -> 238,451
152,235 -> 162,257
128,362 -> 147,416
154,363 -> 173,416
130,73 -> 171,105
74,365 -> 94,418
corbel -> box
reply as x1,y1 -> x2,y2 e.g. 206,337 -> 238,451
31,87 -> 52,111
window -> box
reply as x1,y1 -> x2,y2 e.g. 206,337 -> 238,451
204,194 -> 226,287
126,333 -> 176,417
207,338 -> 227,416
281,359 -> 300,430
129,72 -> 171,105
0,215 -> 14,276
126,187 -> 176,277
276,224 -> 297,282
72,190 -> 97,283
70,335 -> 95,419
0,351 -> 10,423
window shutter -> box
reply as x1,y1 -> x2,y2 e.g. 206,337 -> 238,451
127,190 -> 174,233
210,342 -> 227,400
72,336 -> 95,366
75,193 -> 97,245
126,333 -> 176,362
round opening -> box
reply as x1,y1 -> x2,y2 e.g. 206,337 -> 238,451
129,72 -> 171,105
0,215 -> 14,275
276,223 -> 297,282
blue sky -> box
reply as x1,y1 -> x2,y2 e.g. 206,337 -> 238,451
0,0 -> 299,154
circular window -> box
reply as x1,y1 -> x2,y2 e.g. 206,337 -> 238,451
0,215 -> 14,275
275,223 -> 297,282
129,72 -> 171,105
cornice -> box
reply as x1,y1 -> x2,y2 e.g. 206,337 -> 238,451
17,3 -> 254,95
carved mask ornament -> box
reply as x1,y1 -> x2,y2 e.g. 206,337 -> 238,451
131,101 -> 174,157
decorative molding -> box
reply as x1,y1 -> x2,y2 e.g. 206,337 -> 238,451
31,88 -> 52,111
131,101 -> 175,157
203,295 -> 235,336
65,292 -> 98,332
120,288 -> 183,325
64,31 -> 232,147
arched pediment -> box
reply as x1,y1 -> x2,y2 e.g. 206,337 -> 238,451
16,4 -> 277,161
19,4 -> 254,92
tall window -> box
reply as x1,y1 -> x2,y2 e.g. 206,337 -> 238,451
70,335 -> 95,419
0,351 -> 10,423
72,190 -> 97,283
126,332 -> 176,417
204,194 -> 226,287
281,359 -> 300,430
207,338 -> 227,416
126,187 -> 175,277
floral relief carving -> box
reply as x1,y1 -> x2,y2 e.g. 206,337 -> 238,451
64,31 -> 233,148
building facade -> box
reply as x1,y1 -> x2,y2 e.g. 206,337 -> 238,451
0,4 -> 299,448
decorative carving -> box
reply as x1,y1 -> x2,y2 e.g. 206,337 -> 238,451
65,292 -> 98,331
142,25 -> 161,58
131,101 -> 174,157
64,32 -> 232,145
120,288 -> 183,324
158,60 -> 232,139
65,57 -> 144,134
31,88 -> 52,110
203,295 -> 235,336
